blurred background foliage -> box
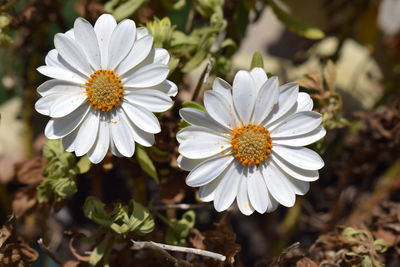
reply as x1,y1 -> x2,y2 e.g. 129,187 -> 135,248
0,0 -> 399,266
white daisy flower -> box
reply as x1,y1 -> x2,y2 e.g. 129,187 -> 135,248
177,68 -> 325,215
35,14 -> 177,164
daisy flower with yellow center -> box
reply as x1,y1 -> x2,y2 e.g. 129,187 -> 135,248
177,68 -> 325,215
35,14 -> 177,164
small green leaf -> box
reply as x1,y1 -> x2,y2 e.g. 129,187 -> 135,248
168,57 -> 180,74
250,51 -> 264,69
182,50 -> 208,73
77,156 -> 91,174
269,0 -> 324,39
182,101 -> 206,112
373,238 -> 388,253
83,197 -> 113,228
89,238 -> 107,266
165,210 -> 196,246
172,0 -> 186,10
135,145 -> 159,183
105,0 -> 146,21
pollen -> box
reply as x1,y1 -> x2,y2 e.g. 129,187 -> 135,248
85,70 -> 124,112
230,124 -> 272,166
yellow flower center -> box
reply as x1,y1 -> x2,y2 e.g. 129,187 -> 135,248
230,124 -> 272,166
85,70 -> 123,112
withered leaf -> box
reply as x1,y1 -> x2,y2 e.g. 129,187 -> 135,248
12,187 -> 37,218
15,157 -> 47,185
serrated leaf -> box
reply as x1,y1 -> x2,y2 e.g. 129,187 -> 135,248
77,156 -> 91,174
135,145 -> 159,183
269,0 -> 324,40
250,51 -> 264,69
89,238 -> 107,266
182,101 -> 206,112
182,50 -> 208,73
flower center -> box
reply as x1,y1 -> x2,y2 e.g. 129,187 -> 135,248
230,124 -> 272,166
85,70 -> 124,112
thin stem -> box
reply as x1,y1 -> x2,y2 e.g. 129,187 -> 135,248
131,240 -> 226,262
191,58 -> 214,101
37,239 -> 63,265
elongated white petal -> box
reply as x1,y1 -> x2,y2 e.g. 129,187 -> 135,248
45,104 -> 90,139
109,109 -> 135,157
272,126 -> 326,147
37,80 -> 83,97
128,116 -> 155,147
177,155 -> 206,171
54,33 -> 91,76
204,91 -> 239,129
252,76 -> 279,123
124,89 -> 173,112
87,119 -> 111,164
214,162 -> 241,211
122,101 -> 161,134
250,67 -> 268,92
74,111 -> 100,156
49,92 -> 87,118
153,48 -> 170,64
266,193 -> 279,212
136,27 -> 148,39
186,155 -> 234,187
45,49 -> 63,68
199,175 -> 223,202
287,176 -> 310,195
270,153 -> 319,181
37,66 -> 86,84
117,35 -> 153,75
179,108 -> 229,133
35,94 -> 62,116
74,18 -> 101,69
296,92 -> 313,112
107,19 -> 136,69
264,83 -> 298,126
124,64 -> 169,88
247,168 -> 269,213
272,145 -> 324,170
236,177 -> 255,215
94,14 -> 117,68
177,126 -> 231,159
271,111 -> 322,138
212,77 -> 232,99
263,161 -> 296,207
151,80 -> 177,97
62,128 -> 78,152
232,70 -> 256,124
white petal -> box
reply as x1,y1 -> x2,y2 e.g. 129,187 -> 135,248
199,175 -> 223,202
263,161 -> 296,207
177,155 -> 205,171
272,126 -> 326,147
264,83 -> 298,126
271,111 -> 322,138
130,121 -> 155,147
35,94 -> 62,116
271,153 -> 319,181
37,79 -> 83,97
296,92 -> 313,112
74,18 -> 101,69
87,119 -> 111,164
45,104 -> 90,139
247,168 -> 269,213
232,70 -> 256,124
179,108 -> 229,133
252,76 -> 279,123
123,64 -> 169,88
214,162 -> 241,212
37,66 -> 86,84
109,137 -> 124,157
136,27 -> 149,39
177,126 -> 231,159
54,33 -> 91,76
212,77 -> 232,100
153,48 -> 170,64
117,35 -> 154,75
109,109 -> 135,157
250,67 -> 268,92
49,92 -> 87,118
122,101 -> 161,134
153,80 -> 178,97
45,49 -> 63,68
272,145 -> 324,170
287,176 -> 310,195
62,128 -> 78,152
236,177 -> 255,215
186,155 -> 234,187
266,193 -> 279,212
107,19 -> 136,69
124,89 -> 173,112
94,14 -> 117,69
74,110 -> 100,156
204,91 -> 239,129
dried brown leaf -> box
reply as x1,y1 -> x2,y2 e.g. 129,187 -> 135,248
12,187 -> 37,218
15,157 -> 47,185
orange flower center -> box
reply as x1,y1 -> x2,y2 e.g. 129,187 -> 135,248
230,124 -> 272,166
85,70 -> 123,112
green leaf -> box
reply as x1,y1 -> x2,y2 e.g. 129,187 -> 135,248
89,238 -> 107,266
77,156 -> 91,174
165,210 -> 196,246
105,0 -> 146,21
135,145 -> 159,183
373,238 -> 388,253
182,101 -> 206,112
130,200 -> 155,234
83,197 -> 113,228
182,50 -> 208,73
250,51 -> 264,69
268,0 -> 324,40
172,0 -> 186,9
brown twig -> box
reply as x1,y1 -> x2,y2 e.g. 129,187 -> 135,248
131,240 -> 226,262
37,238 -> 63,265
0,0 -> 19,12
191,58 -> 214,101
